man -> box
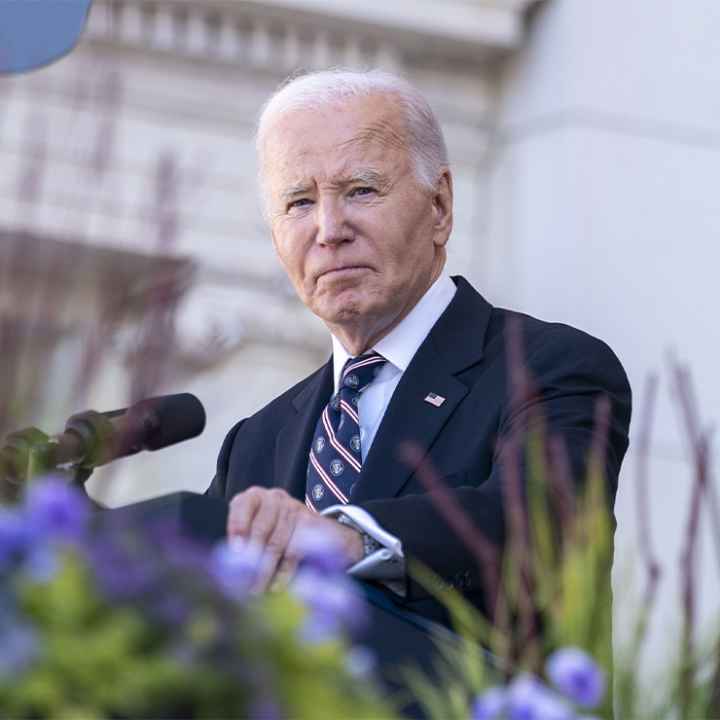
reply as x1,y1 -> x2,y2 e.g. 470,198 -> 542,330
207,69 -> 631,625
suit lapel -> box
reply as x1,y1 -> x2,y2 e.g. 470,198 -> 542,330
352,343 -> 468,502
353,276 -> 492,503
274,360 -> 333,500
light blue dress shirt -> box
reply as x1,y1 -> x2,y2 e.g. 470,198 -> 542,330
322,272 -> 457,584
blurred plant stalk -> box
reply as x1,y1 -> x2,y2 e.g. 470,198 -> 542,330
402,333 -> 719,720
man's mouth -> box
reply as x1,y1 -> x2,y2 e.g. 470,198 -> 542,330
317,266 -> 370,280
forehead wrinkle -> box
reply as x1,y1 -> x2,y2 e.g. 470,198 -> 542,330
339,120 -> 409,154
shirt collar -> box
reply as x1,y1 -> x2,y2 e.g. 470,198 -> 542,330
331,272 -> 457,392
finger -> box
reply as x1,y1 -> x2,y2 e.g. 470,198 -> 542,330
258,510 -> 297,591
247,489 -> 286,548
269,556 -> 299,592
251,493 -> 296,591
227,488 -> 263,538
271,511 -> 329,589
245,498 -> 284,592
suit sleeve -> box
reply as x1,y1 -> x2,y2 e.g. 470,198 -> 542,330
358,329 -> 632,613
206,419 -> 245,499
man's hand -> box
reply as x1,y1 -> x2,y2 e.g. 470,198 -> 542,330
227,487 -> 364,591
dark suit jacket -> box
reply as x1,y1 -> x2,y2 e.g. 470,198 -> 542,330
208,276 -> 632,625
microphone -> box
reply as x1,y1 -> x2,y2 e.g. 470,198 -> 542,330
1,394 -> 206,483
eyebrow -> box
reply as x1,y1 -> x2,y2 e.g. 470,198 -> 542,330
280,183 -> 312,203
279,169 -> 389,203
342,169 -> 388,187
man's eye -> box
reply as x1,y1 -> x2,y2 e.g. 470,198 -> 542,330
288,198 -> 312,211
350,186 -> 375,198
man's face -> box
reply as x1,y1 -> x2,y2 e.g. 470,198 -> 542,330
262,93 -> 452,346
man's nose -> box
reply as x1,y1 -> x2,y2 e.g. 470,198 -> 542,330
316,196 -> 352,246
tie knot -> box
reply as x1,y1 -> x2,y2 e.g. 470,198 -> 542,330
340,352 -> 386,394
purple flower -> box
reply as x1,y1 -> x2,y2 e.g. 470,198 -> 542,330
546,647 -> 606,709
291,568 -> 366,642
507,674 -> 575,720
0,621 -> 39,679
22,544 -> 58,583
144,522 -> 209,575
293,525 -> 349,575
210,538 -> 266,601
86,537 -> 158,601
472,687 -> 507,720
25,477 -> 89,543
0,508 -> 31,570
344,645 -> 376,680
248,697 -> 283,720
146,592 -> 191,626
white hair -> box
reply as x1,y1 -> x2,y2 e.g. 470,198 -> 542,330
256,68 -> 449,211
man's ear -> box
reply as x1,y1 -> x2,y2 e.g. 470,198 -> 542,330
432,169 -> 453,246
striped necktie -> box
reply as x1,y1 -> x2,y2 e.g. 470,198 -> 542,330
305,352 -> 386,512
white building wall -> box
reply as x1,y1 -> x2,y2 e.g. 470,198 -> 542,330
486,0 -> 720,675
1,0 -> 514,504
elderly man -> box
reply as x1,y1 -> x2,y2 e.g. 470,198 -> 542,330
207,69 -> 631,624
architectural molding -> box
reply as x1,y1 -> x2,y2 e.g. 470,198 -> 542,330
85,0 -> 544,73
243,0 -> 544,57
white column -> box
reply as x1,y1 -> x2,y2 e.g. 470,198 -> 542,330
217,16 -> 240,60
151,5 -> 176,51
118,2 -> 144,45
186,11 -> 208,56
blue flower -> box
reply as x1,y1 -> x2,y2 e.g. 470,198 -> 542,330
546,647 -> 606,709
210,538 -> 266,601
292,525 -> 349,575
146,592 -> 191,626
86,536 -> 158,601
291,568 -> 366,642
471,686 -> 506,720
507,674 -> 575,720
24,477 -> 89,543
0,508 -> 31,571
22,544 -> 59,583
248,697 -> 282,720
144,522 -> 209,575
0,620 -> 39,680
344,645 -> 376,680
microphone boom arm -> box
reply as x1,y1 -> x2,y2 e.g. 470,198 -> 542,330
0,393 -> 206,497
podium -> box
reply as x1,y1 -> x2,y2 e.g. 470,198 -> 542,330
99,492 -> 458,718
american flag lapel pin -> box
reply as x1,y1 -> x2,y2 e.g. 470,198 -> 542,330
424,392 -> 446,407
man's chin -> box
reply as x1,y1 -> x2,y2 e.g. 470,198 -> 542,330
316,303 -> 364,326
311,293 -> 371,326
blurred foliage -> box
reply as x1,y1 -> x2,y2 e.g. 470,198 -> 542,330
0,480 -> 393,719
405,386 -> 720,720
